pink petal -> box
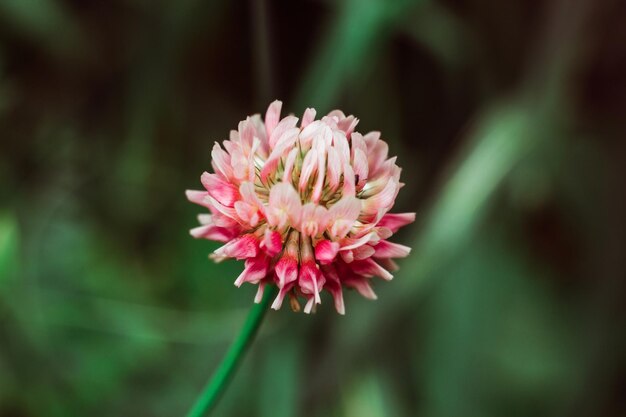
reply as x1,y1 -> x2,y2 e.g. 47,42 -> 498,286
239,182 -> 265,215
350,258 -> 393,281
340,250 -> 354,263
197,213 -> 212,225
326,147 -> 342,190
234,255 -> 269,287
375,258 -> 399,272
332,130 -> 350,163
350,132 -> 368,156
352,244 -> 375,260
301,108 -> 316,128
373,240 -> 411,258
311,125 -> 333,150
326,109 -> 346,119
299,120 -> 323,147
189,224 -> 237,242
229,147 -> 250,181
246,137 -> 261,182
377,212 -> 416,233
271,282 -> 295,310
261,127 -> 299,182
249,114 -> 268,154
210,210 -> 240,228
303,296 -> 316,314
342,163 -> 356,197
254,282 -> 266,303
235,182 -> 265,226
260,229 -> 282,257
275,255 -> 298,288
211,142 -> 234,180
367,140 -> 389,177
311,150 -> 326,203
376,226 -> 393,240
238,118 -> 256,149
282,148 -> 298,183
265,100 -> 282,139
201,172 -> 240,207
298,261 -> 325,304
352,148 -> 369,186
327,195 -> 361,239
363,131 -> 381,153
212,234 -> 259,260
344,276 -> 378,300
234,201 -> 259,227
206,195 -> 239,223
362,178 -> 398,216
186,190 -> 209,207
379,156 -> 400,182
267,182 -> 302,229
268,116 -> 298,149
298,150 -> 318,192
337,116 -> 358,138
299,203 -> 329,237
315,239 -> 340,264
321,264 -> 346,314
339,232 -> 377,251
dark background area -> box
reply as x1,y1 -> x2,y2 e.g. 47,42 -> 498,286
0,0 -> 625,416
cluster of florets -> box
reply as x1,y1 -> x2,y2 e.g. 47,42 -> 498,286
187,101 -> 414,314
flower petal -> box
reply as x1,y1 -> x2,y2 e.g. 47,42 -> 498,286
320,265 -> 345,314
186,190 -> 209,207
282,147 -> 298,183
327,195 -> 361,239
315,239 -> 340,264
326,147 -> 342,191
350,258 -> 393,281
271,282 -> 295,310
301,108 -> 316,128
234,255 -> 269,287
377,212 -> 416,233
299,203 -> 329,237
299,261 -> 325,305
267,182 -> 302,229
342,162 -> 356,197
265,100 -> 282,139
268,115 -> 298,149
201,172 -> 240,207
373,240 -> 411,258
261,127 -> 299,182
361,178 -> 398,216
275,255 -> 298,288
211,142 -> 234,180
212,234 -> 259,261
339,232 -> 377,251
368,139 -> 389,177
254,282 -> 266,303
298,149 -> 318,192
352,244 -> 375,260
190,224 -> 238,242
352,148 -> 369,186
261,229 -> 283,257
344,276 -> 378,300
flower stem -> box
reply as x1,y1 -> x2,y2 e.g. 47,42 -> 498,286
186,285 -> 278,417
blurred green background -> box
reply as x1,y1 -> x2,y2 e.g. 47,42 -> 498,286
1,0 -> 625,416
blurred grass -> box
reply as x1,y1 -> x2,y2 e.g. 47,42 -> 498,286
1,0 -> 625,416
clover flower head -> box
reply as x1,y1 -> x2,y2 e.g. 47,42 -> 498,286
187,101 -> 414,314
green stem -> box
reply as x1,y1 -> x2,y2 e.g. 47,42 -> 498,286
186,285 -> 278,417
